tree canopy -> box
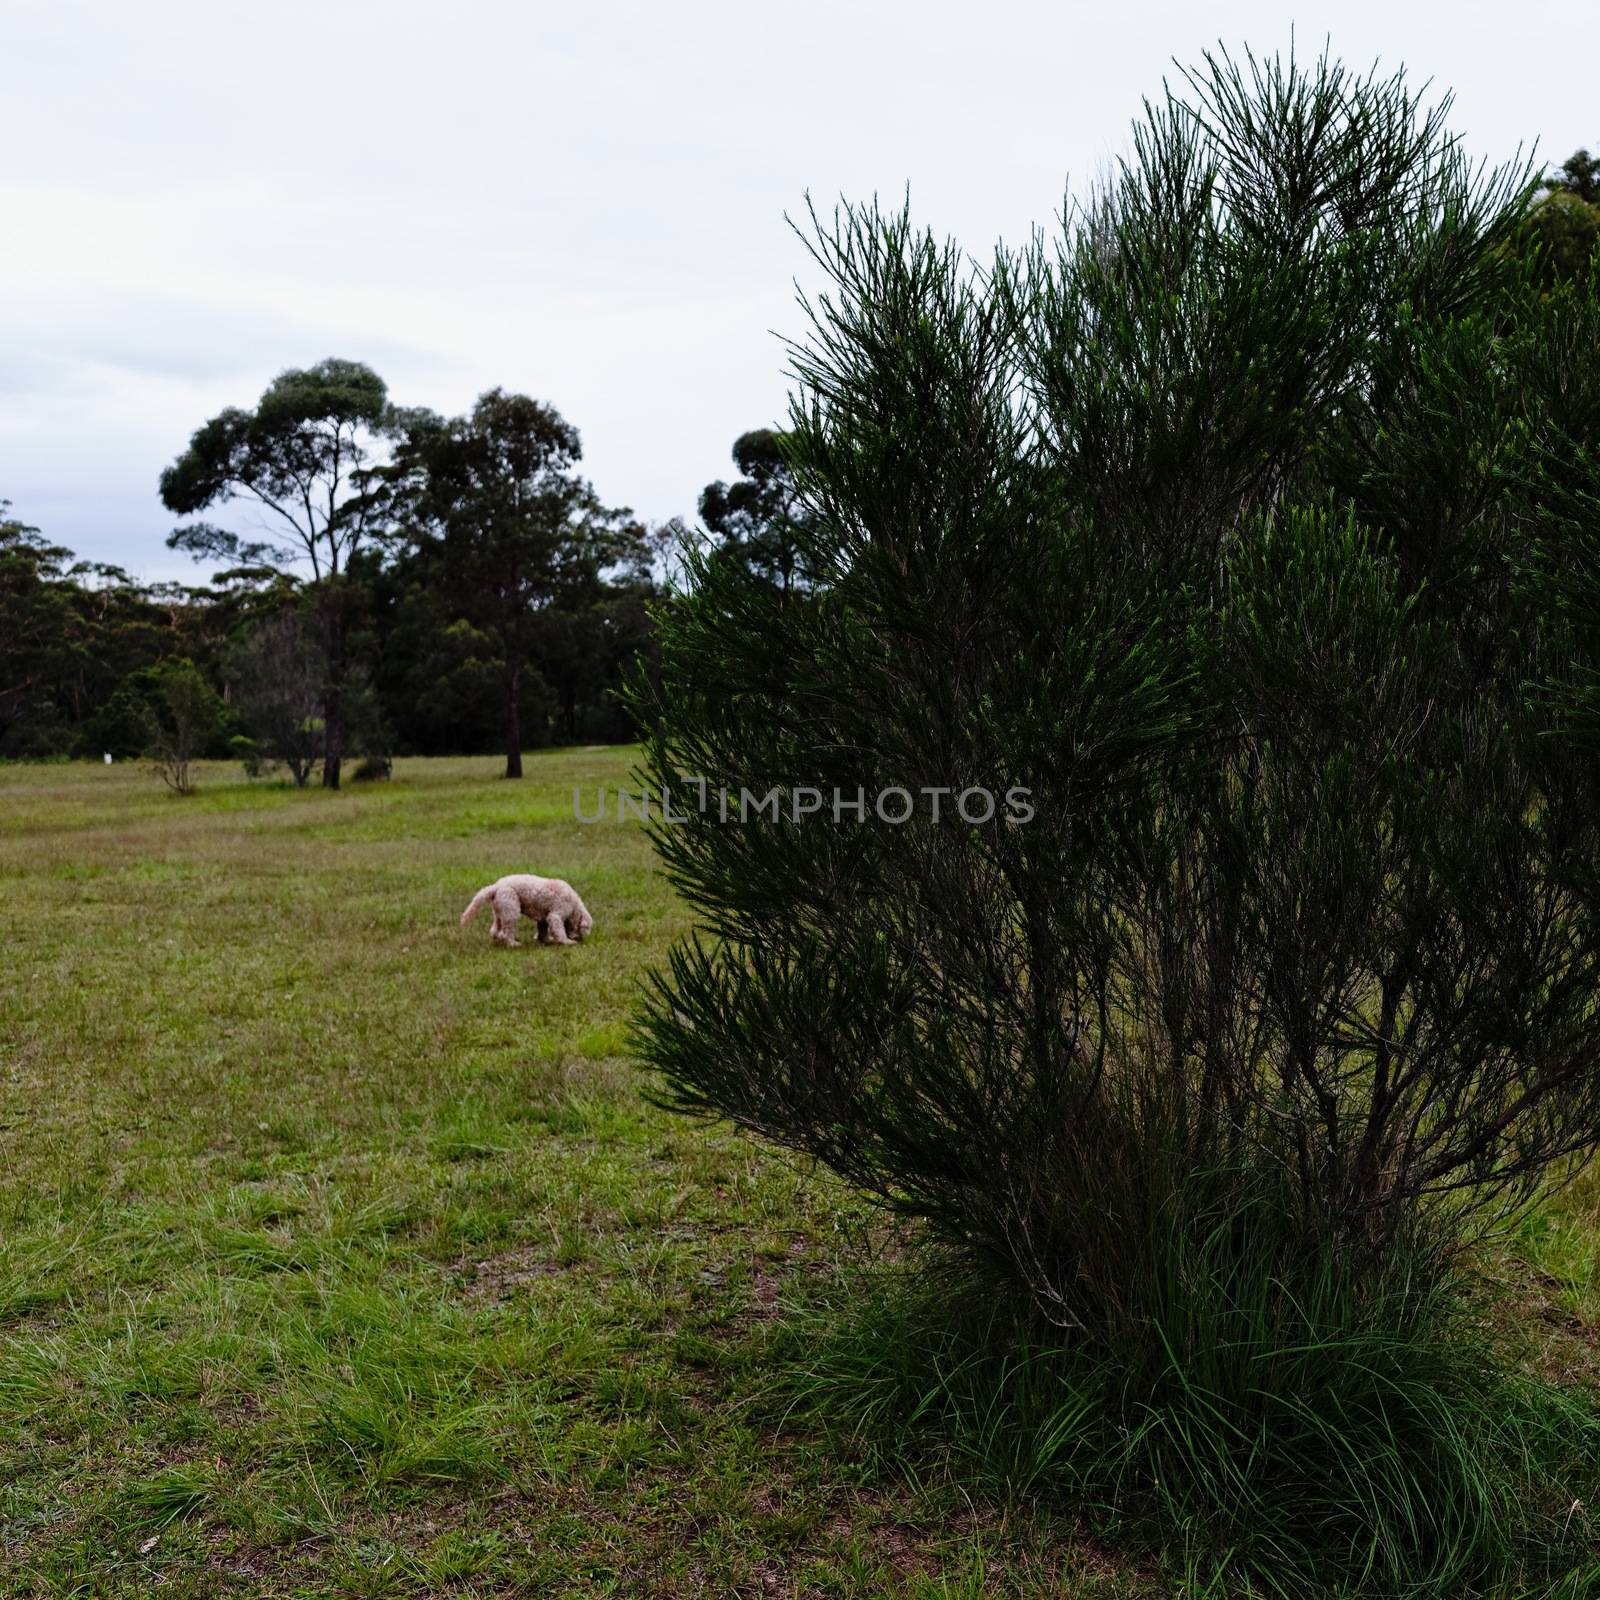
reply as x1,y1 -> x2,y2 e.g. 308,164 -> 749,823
1544,146 -> 1599,204
159,359 -> 430,786
1522,146 -> 1600,286
4,372 -> 664,766
386,388 -> 647,777
698,429 -> 813,594
160,358 -> 415,579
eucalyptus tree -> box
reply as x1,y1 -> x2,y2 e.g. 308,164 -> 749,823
388,388 -> 643,777
159,359 -> 425,787
698,428 -> 815,594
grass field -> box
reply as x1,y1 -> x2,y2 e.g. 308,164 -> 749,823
0,750 -> 1165,1599
4,751 -> 1600,1598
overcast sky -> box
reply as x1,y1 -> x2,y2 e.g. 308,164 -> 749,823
1,0 -> 1590,584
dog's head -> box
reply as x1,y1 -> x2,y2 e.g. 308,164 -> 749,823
572,904 -> 594,941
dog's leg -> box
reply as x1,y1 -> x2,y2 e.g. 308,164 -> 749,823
491,887 -> 522,947
543,912 -> 575,946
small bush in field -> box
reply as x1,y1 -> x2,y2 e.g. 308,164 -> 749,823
141,659 -> 223,796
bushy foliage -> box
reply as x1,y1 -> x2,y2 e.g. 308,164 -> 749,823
698,429 -> 817,593
0,528 -> 655,768
140,659 -> 225,795
0,503 -> 230,759
229,609 -> 326,786
1521,188 -> 1600,288
634,50 -> 1600,1337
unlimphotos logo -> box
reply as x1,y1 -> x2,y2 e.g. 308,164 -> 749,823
574,780 -> 1034,826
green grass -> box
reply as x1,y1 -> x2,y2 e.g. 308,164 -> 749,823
0,752 -> 1159,1598
774,1225 -> 1600,1599
4,753 -> 1600,1597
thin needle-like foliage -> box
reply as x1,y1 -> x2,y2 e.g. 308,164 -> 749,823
633,48 -> 1600,1586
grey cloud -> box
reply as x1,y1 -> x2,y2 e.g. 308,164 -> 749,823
0,290 -> 451,391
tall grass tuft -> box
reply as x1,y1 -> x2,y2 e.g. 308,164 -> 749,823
772,1171 -> 1600,1597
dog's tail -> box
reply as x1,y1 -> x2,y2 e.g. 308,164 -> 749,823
460,884 -> 496,927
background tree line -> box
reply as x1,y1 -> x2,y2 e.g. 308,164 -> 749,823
0,366 -> 807,785
3,146 -> 1591,786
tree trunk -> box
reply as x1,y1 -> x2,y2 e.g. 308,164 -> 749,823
322,682 -> 343,789
321,598 -> 344,790
503,664 -> 523,779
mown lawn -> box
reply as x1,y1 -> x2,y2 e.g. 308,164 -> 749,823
0,751 -> 1167,1599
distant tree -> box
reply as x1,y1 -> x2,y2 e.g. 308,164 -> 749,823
1518,147 -> 1600,288
359,559 -> 506,756
698,430 -> 813,594
0,505 -> 248,759
389,389 -> 643,777
407,623 -> 508,750
3,385 -> 665,765
229,609 -> 325,786
1544,147 -> 1600,204
1522,194 -> 1600,288
0,503 -> 78,751
158,359 -> 426,789
140,659 -> 223,795
90,674 -> 163,760
535,578 -> 657,742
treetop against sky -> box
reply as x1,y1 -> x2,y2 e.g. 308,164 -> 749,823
0,0 -> 1590,583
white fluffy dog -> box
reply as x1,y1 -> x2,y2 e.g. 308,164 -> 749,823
460,874 -> 594,948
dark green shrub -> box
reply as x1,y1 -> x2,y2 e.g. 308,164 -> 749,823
634,51 -> 1600,1325
229,609 -> 325,786
88,678 -> 160,761
139,659 -> 225,795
